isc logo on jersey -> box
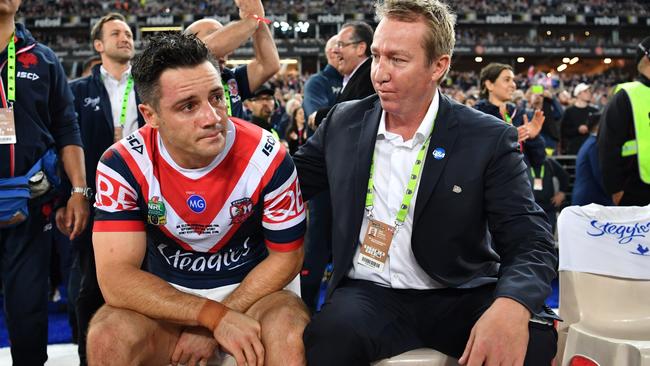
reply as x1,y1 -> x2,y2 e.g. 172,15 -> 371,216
187,195 -> 207,213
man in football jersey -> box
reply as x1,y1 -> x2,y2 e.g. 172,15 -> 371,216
86,33 -> 308,366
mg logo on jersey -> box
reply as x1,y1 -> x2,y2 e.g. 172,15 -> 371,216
230,198 -> 254,224
187,195 -> 207,213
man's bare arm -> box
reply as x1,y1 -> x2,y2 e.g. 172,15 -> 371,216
223,247 -> 304,313
93,231 -> 209,324
246,21 -> 281,92
93,231 -> 265,366
200,19 -> 258,59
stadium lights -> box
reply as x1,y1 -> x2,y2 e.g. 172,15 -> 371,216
517,57 -> 525,63
562,57 -> 570,63
557,64 -> 568,72
546,30 -> 552,36
474,56 -> 483,62
604,58 -> 612,64
585,31 -> 590,36
546,72 -> 552,78
569,57 -> 579,65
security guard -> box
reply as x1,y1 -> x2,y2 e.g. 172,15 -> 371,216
598,36 -> 650,206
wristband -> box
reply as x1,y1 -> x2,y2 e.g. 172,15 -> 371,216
249,14 -> 271,25
197,300 -> 228,332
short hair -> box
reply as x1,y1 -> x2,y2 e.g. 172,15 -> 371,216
341,21 -> 374,57
131,32 -> 217,109
479,63 -> 513,99
375,0 -> 456,66
81,55 -> 101,74
91,13 -> 127,42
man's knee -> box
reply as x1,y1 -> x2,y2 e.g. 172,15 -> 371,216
86,306 -> 152,364
256,292 -> 310,366
303,306 -> 370,365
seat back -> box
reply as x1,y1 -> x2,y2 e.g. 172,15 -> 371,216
557,204 -> 650,364
372,348 -> 458,366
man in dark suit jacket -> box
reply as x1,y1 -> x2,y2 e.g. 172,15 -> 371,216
311,21 -> 376,127
293,1 -> 558,365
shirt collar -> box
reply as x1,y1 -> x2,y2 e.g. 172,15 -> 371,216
377,89 -> 440,146
100,65 -> 132,83
342,57 -> 369,90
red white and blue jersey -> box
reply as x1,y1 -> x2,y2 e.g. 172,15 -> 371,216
93,118 -> 306,289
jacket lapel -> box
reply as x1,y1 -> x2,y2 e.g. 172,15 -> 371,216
413,92 -> 459,223
350,99 -> 382,248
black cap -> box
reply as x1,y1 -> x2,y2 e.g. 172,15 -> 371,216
636,36 -> 650,66
251,83 -> 275,98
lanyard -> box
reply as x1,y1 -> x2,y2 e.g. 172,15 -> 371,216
119,75 -> 134,127
222,80 -> 232,116
6,33 -> 15,107
530,165 -> 545,179
365,119 -> 436,227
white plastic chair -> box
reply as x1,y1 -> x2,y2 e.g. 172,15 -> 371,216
557,205 -> 650,366
372,348 -> 458,366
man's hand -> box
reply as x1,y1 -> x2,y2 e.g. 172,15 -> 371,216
459,297 -> 531,366
578,124 -> 589,135
516,125 -> 530,143
551,191 -> 566,208
307,111 -> 317,131
523,109 -> 545,139
236,0 -> 264,20
213,310 -> 264,366
60,194 -> 89,240
171,327 -> 218,366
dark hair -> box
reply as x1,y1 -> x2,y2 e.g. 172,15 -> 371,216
82,55 -> 101,74
341,21 -> 374,57
479,62 -> 513,99
132,32 -> 217,109
91,13 -> 127,41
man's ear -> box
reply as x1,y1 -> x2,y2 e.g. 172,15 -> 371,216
431,55 -> 451,83
357,42 -> 368,59
93,39 -> 104,53
138,104 -> 158,128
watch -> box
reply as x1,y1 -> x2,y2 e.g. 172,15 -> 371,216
71,186 -> 94,200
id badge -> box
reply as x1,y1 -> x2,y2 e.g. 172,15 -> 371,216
533,178 -> 543,191
113,126 -> 123,142
0,108 -> 16,144
357,218 -> 394,272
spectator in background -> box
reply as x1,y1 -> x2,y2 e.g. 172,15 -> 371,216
63,13 -> 146,365
528,156 -> 569,232
310,21 -> 375,128
185,0 -> 279,119
248,83 -> 281,140
475,63 -> 546,167
79,55 -> 102,78
572,113 -> 613,206
0,1 -> 89,363
526,87 -> 563,155
598,36 -> 650,206
561,83 -> 598,155
285,105 -> 308,156
302,35 -> 342,130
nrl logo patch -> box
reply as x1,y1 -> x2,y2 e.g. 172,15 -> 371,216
147,196 -> 167,225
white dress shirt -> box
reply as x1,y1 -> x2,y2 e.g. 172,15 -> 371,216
100,65 -> 139,136
341,57 -> 369,93
348,91 -> 445,289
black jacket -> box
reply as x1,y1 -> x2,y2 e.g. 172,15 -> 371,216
66,64 -> 146,199
294,93 -> 557,317
314,57 -> 374,126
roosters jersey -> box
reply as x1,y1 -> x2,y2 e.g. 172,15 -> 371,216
93,118 -> 306,289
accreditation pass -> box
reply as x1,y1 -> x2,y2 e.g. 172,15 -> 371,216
358,218 -> 395,272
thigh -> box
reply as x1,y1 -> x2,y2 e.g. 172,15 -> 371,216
417,284 -> 495,358
88,305 -> 182,366
304,280 -> 422,365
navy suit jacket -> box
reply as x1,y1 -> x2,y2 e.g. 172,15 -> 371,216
293,92 -> 557,315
